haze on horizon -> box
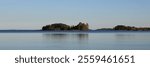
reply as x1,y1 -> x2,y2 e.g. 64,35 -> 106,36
0,0 -> 150,30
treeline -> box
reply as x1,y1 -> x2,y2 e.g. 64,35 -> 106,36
42,23 -> 150,31
42,22 -> 89,31
113,25 -> 150,31
96,25 -> 150,31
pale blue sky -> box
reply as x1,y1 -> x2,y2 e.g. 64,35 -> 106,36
0,0 -> 150,29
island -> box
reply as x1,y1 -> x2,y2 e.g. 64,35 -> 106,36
113,25 -> 150,31
42,22 -> 89,31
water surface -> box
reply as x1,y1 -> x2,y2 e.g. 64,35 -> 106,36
0,32 -> 150,50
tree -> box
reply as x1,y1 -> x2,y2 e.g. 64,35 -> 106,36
75,22 -> 89,31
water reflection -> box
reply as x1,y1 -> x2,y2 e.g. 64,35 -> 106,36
0,32 -> 150,50
42,33 -> 89,42
115,33 -> 135,40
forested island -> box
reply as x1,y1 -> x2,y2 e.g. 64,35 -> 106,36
42,22 -> 89,31
42,22 -> 150,31
113,25 -> 150,31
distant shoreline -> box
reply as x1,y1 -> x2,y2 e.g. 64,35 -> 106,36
0,30 -> 150,33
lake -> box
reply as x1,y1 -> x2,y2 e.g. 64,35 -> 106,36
0,31 -> 150,50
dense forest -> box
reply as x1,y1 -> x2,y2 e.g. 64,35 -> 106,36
42,22 -> 89,31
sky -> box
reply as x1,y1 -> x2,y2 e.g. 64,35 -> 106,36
0,0 -> 150,30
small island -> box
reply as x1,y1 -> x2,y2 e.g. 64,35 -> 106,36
42,22 -> 89,31
113,25 -> 150,31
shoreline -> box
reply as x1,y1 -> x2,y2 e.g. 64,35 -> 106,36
0,30 -> 150,33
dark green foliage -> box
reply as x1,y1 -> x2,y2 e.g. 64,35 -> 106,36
42,22 -> 89,31
70,22 -> 89,31
113,25 -> 136,30
42,23 -> 70,30
75,22 -> 89,31
114,25 -> 150,31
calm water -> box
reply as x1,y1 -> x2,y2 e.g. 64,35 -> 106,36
0,32 -> 150,50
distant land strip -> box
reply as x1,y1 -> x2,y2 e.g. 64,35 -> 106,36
0,22 -> 150,33
0,30 -> 150,33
